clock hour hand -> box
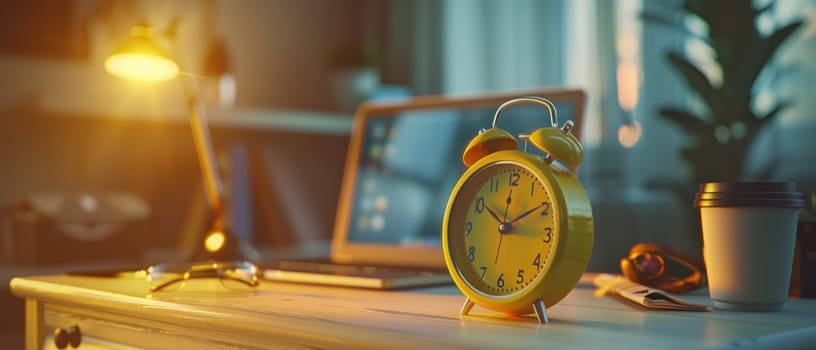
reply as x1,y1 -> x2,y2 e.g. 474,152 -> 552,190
509,202 -> 547,224
484,205 -> 504,224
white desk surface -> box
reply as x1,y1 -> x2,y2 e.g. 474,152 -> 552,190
10,273 -> 816,350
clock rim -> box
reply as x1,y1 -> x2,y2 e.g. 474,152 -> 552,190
446,158 -> 560,299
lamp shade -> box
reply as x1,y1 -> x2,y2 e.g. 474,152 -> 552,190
105,24 -> 179,82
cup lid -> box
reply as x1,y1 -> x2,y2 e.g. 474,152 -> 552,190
694,181 -> 804,208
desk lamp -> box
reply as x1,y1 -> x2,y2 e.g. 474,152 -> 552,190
105,23 -> 258,263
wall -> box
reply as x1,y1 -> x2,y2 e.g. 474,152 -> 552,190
0,0 -> 371,117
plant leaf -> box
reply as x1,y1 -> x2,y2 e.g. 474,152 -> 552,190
658,107 -> 709,134
666,52 -> 729,118
753,2 -> 774,16
754,101 -> 791,128
766,21 -> 804,53
641,11 -> 710,44
640,11 -> 680,29
742,21 -> 804,90
760,64 -> 802,88
683,0 -> 713,23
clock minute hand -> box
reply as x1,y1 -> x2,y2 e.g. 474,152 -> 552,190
502,189 -> 513,222
509,202 -> 547,224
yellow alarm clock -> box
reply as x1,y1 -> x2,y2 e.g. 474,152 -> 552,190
442,97 -> 594,324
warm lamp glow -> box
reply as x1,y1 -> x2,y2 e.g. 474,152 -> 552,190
105,24 -> 179,82
105,53 -> 179,82
204,231 -> 226,253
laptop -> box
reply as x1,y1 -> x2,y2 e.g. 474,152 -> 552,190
262,88 -> 586,289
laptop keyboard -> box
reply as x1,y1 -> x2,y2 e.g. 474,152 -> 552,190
271,260 -> 446,277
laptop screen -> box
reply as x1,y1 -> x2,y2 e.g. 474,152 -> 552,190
345,99 -> 580,248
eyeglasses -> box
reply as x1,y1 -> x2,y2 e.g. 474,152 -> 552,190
620,243 -> 705,293
147,261 -> 260,292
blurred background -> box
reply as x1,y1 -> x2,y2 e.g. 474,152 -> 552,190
1,0 -> 815,346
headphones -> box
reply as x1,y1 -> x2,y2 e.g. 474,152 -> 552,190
620,243 -> 706,293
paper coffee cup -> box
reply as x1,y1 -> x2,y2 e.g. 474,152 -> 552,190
695,181 -> 804,311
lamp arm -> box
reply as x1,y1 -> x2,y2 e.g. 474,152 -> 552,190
185,89 -> 225,216
166,19 -> 225,218
164,22 -> 256,261
105,19 -> 259,261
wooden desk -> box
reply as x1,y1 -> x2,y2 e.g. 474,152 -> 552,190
10,274 -> 816,349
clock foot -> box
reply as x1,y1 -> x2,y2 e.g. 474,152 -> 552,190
533,299 -> 548,324
460,299 -> 475,316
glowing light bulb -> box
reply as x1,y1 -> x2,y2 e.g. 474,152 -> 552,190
204,231 -> 226,253
105,24 -> 179,82
105,53 -> 179,82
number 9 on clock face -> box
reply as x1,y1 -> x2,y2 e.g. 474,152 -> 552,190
447,161 -> 556,296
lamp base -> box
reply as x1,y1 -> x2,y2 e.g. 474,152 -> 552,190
192,225 -> 261,263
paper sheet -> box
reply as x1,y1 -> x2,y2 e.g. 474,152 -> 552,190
593,274 -> 711,311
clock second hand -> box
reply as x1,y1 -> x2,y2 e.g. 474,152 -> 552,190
495,189 -> 513,264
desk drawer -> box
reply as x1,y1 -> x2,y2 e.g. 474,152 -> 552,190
44,305 -> 250,350
42,334 -> 141,350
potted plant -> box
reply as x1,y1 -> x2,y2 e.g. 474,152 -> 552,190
649,0 -> 804,183
642,0 -> 804,248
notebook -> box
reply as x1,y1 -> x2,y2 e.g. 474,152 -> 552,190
262,88 -> 586,289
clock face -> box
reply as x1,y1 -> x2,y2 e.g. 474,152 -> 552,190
447,161 -> 557,297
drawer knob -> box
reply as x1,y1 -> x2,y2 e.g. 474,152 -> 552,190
54,325 -> 81,349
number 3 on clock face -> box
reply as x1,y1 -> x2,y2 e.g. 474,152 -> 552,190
449,162 -> 556,296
